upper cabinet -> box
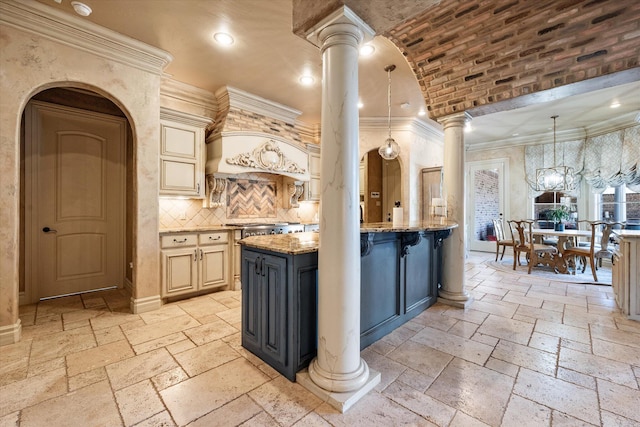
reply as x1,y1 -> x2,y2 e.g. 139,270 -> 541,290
305,143 -> 321,201
160,108 -> 212,198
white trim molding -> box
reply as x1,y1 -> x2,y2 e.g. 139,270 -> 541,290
130,295 -> 162,314
0,0 -> 172,76
0,320 -> 21,346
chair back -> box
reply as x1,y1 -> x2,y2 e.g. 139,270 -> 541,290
597,221 -> 624,251
508,219 -> 533,251
573,220 -> 598,255
493,218 -> 507,241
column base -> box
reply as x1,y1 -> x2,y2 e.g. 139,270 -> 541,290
130,295 -> 162,314
438,289 -> 473,309
0,319 -> 22,346
297,367 -> 381,413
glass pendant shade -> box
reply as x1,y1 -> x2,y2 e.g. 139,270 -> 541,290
535,115 -> 575,192
379,64 -> 399,160
379,137 -> 400,160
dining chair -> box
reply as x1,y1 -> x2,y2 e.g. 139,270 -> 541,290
594,221 -> 624,268
508,219 -> 557,274
562,220 -> 623,281
492,218 -> 515,261
562,220 -> 600,281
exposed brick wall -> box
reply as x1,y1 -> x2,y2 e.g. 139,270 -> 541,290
386,0 -> 640,119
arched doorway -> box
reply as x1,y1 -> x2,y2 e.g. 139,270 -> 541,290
359,149 -> 401,223
21,87 -> 132,303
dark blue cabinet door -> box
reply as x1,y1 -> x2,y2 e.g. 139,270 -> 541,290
241,249 -> 262,352
261,254 -> 288,366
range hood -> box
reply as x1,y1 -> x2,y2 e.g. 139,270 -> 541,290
205,86 -> 310,181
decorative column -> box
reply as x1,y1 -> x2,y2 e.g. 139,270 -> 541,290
297,7 -> 380,412
438,113 -> 472,308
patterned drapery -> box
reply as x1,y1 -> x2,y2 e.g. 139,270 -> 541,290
525,124 -> 640,195
583,125 -> 640,193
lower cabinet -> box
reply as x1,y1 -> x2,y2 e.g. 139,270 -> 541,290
161,231 -> 229,297
241,246 -> 318,381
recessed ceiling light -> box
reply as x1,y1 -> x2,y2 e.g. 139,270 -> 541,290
299,75 -> 314,86
71,1 -> 92,16
610,101 -> 621,108
213,32 -> 234,46
360,44 -> 375,56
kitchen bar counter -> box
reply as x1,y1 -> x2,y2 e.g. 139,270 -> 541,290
239,221 -> 458,255
240,223 -> 456,380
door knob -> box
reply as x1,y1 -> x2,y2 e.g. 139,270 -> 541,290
42,227 -> 57,233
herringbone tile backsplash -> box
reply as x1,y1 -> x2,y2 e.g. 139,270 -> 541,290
159,173 -> 318,229
227,178 -> 276,219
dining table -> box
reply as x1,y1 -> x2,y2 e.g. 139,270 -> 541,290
529,228 -> 593,274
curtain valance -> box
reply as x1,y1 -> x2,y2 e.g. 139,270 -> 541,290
525,124 -> 640,195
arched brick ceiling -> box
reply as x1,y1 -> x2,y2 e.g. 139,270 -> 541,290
382,0 -> 640,120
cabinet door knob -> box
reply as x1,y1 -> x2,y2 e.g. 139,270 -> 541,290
173,238 -> 188,243
194,249 -> 197,262
209,236 -> 221,241
255,256 -> 261,275
200,249 -> 203,260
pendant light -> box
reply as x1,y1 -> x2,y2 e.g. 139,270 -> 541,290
378,64 -> 400,160
535,115 -> 576,192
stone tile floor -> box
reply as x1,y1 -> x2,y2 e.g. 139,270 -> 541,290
1,251 -> 639,426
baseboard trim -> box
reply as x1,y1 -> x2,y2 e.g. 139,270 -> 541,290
0,320 -> 22,346
130,295 -> 162,314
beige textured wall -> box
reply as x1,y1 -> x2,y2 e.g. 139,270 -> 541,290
359,121 -> 444,222
0,23 -> 162,332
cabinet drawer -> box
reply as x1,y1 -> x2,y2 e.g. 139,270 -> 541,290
199,231 -> 229,245
161,234 -> 197,248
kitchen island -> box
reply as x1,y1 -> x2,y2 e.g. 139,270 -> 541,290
239,221 -> 457,381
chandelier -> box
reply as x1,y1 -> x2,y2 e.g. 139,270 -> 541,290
535,115 -> 575,192
378,64 -> 400,160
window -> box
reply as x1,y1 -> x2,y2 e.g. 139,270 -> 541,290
533,192 -> 578,229
598,186 -> 640,225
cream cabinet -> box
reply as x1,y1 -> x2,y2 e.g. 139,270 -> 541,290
612,231 -> 640,321
305,144 -> 321,201
161,231 -> 229,297
159,108 -> 211,198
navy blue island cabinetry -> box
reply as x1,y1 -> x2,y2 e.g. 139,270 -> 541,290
239,222 -> 455,381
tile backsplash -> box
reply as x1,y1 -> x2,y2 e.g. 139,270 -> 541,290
159,173 -> 319,229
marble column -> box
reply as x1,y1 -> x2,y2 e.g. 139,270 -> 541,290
297,8 -> 380,412
438,113 -> 472,308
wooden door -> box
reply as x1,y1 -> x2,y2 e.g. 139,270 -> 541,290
25,101 -> 126,300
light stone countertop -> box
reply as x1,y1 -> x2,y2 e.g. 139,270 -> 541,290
360,220 -> 458,233
240,231 -> 320,255
613,229 -> 640,238
239,221 -> 458,255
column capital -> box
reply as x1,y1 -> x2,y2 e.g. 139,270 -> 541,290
304,6 -> 375,48
438,112 -> 472,130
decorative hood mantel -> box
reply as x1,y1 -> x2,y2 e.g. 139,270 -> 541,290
203,86 -> 311,208
205,86 -> 310,180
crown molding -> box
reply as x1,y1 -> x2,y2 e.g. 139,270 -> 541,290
160,77 -> 217,111
215,86 -> 301,124
0,0 -> 172,76
160,107 -> 212,127
466,112 -> 638,152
